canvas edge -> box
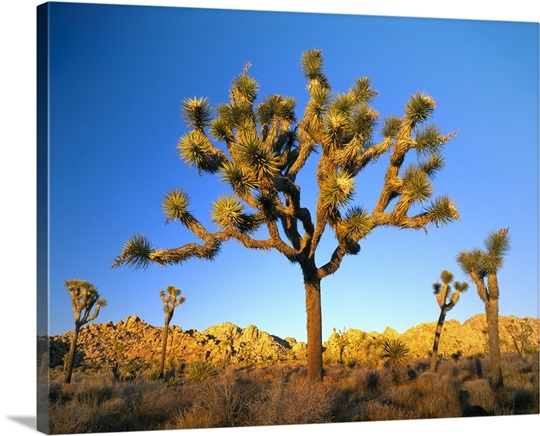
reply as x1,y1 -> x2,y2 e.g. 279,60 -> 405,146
36,2 -> 51,434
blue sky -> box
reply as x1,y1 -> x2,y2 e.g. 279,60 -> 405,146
43,2 -> 539,343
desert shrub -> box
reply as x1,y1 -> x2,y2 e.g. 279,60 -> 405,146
167,404 -> 214,429
48,374 -> 185,433
196,370 -> 253,427
354,399 -> 416,421
47,353 -> 539,431
168,369 -> 257,429
365,371 -> 380,390
392,373 -> 462,418
248,377 -> 333,425
461,378 -> 495,413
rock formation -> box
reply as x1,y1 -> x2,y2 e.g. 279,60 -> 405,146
44,314 -> 538,375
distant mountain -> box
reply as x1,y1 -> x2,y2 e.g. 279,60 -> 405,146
43,314 -> 539,375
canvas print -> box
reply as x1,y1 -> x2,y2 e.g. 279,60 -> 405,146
36,1 -> 539,434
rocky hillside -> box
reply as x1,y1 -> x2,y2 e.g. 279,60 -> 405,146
45,316 -> 307,374
43,314 -> 539,375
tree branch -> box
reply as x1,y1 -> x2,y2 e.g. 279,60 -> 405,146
317,239 -> 358,280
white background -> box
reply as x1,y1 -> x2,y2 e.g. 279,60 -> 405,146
1,1 -> 538,435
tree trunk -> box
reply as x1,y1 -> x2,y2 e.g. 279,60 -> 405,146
305,276 -> 323,382
159,317 -> 171,379
430,308 -> 447,372
64,323 -> 80,384
485,298 -> 503,391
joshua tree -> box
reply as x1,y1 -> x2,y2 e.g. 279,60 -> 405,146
430,270 -> 469,371
64,279 -> 106,383
332,327 -> 349,364
456,228 -> 510,391
505,318 -> 534,356
113,50 -> 459,381
158,285 -> 186,379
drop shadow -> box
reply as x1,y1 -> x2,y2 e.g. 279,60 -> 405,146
7,416 -> 36,430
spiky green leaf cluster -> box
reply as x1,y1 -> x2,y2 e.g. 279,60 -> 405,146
440,270 -> 454,284
163,189 -> 190,224
177,130 -> 223,173
415,124 -> 447,155
256,193 -> 281,220
482,229 -> 511,273
230,73 -> 259,106
381,115 -> 401,138
214,103 -> 250,131
320,170 -> 356,209
211,195 -> 248,230
419,152 -> 445,179
349,103 -> 379,140
117,234 -> 153,269
330,93 -> 355,115
185,360 -> 217,382
181,97 -> 212,130
405,92 -> 436,126
456,249 -> 486,280
402,165 -> 433,203
257,95 -> 296,127
350,77 -> 378,103
210,114 -> 233,142
424,196 -> 460,226
301,49 -> 325,81
380,338 -> 410,367
237,132 -> 280,181
323,108 -> 349,144
454,281 -> 469,292
219,161 -> 257,197
340,206 -> 372,240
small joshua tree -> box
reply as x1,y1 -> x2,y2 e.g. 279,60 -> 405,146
332,327 -> 349,364
64,279 -> 106,383
456,228 -> 510,392
430,270 -> 469,372
158,285 -> 186,379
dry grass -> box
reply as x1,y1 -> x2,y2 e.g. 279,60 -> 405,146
46,352 -> 539,433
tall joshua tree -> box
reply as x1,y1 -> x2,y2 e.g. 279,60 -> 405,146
64,279 -> 106,383
158,285 -> 186,379
430,270 -> 469,372
113,50 -> 459,381
456,228 -> 510,391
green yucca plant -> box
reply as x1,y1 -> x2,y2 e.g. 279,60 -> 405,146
380,339 -> 410,367
184,361 -> 218,382
114,50 -> 460,382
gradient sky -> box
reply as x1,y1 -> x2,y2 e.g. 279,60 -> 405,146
44,2 -> 539,342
